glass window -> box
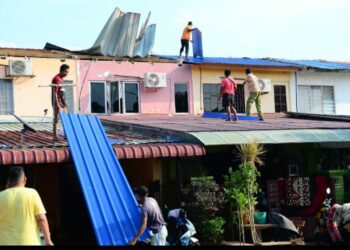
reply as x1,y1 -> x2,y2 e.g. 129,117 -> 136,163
203,84 -> 222,113
274,85 -> 287,113
203,83 -> 245,113
0,79 -> 14,115
110,82 -> 120,113
124,83 -> 139,113
298,85 -> 335,114
175,83 -> 189,113
90,82 -> 106,114
63,80 -> 75,114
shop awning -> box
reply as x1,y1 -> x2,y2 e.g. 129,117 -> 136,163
0,143 -> 206,165
189,129 -> 350,146
114,143 -> 206,159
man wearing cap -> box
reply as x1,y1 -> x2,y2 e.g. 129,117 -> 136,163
129,186 -> 168,246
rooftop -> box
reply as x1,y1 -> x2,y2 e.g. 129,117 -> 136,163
100,113 -> 350,133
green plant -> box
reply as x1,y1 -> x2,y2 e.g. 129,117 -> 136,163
202,217 -> 226,244
183,178 -> 226,242
223,140 -> 265,245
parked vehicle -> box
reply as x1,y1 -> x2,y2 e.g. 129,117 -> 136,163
314,188 -> 332,244
166,208 -> 200,246
137,206 -> 200,246
327,202 -> 350,245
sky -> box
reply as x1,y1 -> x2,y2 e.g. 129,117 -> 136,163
1,0 -> 350,61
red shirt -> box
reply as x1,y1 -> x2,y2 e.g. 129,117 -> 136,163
52,74 -> 63,93
220,77 -> 237,95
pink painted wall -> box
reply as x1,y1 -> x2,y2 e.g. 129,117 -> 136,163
77,61 -> 194,115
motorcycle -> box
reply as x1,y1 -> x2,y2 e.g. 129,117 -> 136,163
166,208 -> 200,246
137,206 -> 200,246
314,188 -> 332,245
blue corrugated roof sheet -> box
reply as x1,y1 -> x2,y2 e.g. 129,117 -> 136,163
158,55 -> 298,67
285,59 -> 350,70
60,113 -> 150,246
158,55 -> 350,70
266,58 -> 350,70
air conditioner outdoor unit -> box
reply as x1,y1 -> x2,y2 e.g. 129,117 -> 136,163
7,60 -> 33,76
258,78 -> 272,93
144,72 -> 167,88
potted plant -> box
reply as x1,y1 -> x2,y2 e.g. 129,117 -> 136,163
223,140 -> 265,245
182,177 -> 226,244
201,216 -> 226,244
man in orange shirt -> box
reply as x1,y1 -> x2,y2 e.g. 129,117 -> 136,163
179,22 -> 196,60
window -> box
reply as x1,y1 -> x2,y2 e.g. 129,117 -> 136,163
124,83 -> 139,113
0,79 -> 14,115
63,81 -> 75,114
91,82 -> 106,114
203,84 -> 245,113
175,83 -> 189,113
298,85 -> 335,114
274,85 -> 287,113
90,81 -> 139,114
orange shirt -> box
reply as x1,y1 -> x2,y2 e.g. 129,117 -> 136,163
181,25 -> 192,40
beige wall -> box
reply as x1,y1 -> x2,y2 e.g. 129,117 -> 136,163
0,57 -> 77,118
192,65 -> 293,115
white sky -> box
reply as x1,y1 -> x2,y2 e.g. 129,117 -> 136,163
1,0 -> 350,61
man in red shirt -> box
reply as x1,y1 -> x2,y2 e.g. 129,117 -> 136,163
219,69 -> 239,122
52,64 -> 69,141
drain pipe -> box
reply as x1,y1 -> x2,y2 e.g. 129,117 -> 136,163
199,65 -> 203,112
295,71 -> 299,112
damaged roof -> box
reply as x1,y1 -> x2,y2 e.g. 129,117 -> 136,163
0,120 -> 206,165
44,7 -> 156,58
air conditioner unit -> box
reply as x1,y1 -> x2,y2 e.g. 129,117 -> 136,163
144,72 -> 167,88
7,60 -> 33,76
258,78 -> 272,93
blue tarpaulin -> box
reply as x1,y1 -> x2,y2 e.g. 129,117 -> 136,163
202,112 -> 260,121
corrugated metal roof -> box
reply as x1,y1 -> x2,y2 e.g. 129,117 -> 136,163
189,129 -> 350,146
92,7 -> 141,57
0,122 -> 58,132
60,113 -> 151,245
60,7 -> 156,58
267,58 -> 350,71
158,55 -> 298,68
0,148 -> 70,165
101,115 -> 350,133
0,143 -> 206,165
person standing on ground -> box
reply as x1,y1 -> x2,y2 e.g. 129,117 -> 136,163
52,64 -> 69,141
219,69 -> 239,121
0,167 -> 53,246
129,186 -> 168,246
243,68 -> 264,121
179,22 -> 196,60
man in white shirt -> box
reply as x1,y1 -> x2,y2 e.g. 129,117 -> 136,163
243,68 -> 264,121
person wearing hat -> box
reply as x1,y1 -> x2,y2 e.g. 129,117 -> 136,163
129,186 -> 168,246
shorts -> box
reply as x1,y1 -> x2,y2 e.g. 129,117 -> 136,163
181,39 -> 189,51
222,93 -> 235,108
